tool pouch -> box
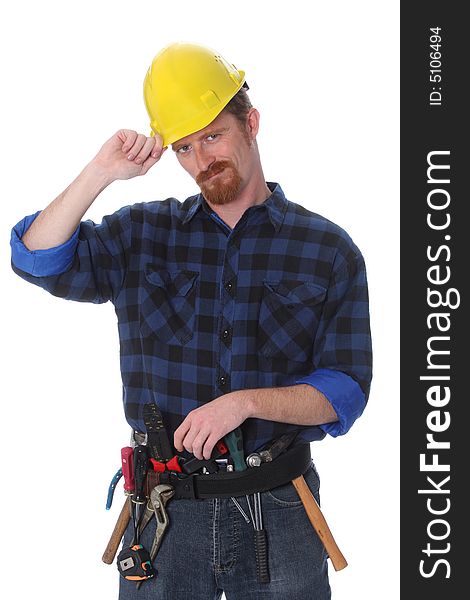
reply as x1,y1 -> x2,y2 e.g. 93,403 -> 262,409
145,469 -> 162,497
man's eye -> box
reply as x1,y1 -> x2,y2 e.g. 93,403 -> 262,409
177,145 -> 191,154
206,134 -> 218,141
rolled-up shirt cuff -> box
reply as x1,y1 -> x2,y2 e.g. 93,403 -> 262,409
10,211 -> 80,277
296,368 -> 366,437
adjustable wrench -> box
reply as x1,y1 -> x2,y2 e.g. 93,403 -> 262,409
149,484 -> 174,559
138,497 -> 156,537
135,484 -> 174,590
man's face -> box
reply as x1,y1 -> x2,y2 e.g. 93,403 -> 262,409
172,110 -> 255,205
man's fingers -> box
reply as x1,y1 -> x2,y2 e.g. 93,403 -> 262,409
174,414 -> 213,459
150,133 -> 165,158
181,425 -> 200,455
125,134 -> 147,160
117,130 -> 164,162
120,130 -> 137,153
202,433 -> 220,461
191,430 -> 211,460
174,419 -> 191,451
174,403 -> 234,459
133,137 -> 157,165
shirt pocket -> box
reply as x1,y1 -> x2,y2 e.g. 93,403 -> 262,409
139,266 -> 199,345
258,280 -> 327,362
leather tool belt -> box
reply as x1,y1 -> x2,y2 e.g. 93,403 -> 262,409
144,443 -> 312,500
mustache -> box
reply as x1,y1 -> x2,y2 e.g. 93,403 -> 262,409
196,160 -> 233,185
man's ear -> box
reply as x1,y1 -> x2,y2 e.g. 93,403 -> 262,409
246,108 -> 260,140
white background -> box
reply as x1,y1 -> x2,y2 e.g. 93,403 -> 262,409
0,1 -> 399,598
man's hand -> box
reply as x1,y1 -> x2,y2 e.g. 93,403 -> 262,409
173,393 -> 250,460
91,129 -> 166,183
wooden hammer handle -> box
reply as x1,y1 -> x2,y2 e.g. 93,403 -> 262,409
102,497 -> 131,565
292,475 -> 348,571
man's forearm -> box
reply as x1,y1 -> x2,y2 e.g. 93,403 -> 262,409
21,129 -> 164,251
174,383 -> 339,459
238,384 -> 338,426
22,162 -> 112,251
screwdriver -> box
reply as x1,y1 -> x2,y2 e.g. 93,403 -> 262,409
121,446 -> 135,495
224,427 -> 246,471
131,445 -> 150,544
253,491 -> 269,583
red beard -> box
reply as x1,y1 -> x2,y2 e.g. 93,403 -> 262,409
196,159 -> 242,205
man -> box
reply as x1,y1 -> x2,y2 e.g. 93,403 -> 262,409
10,42 -> 372,599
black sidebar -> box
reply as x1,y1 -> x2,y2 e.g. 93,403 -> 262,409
401,2 -> 467,597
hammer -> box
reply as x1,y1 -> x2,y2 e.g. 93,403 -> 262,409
292,474 -> 348,571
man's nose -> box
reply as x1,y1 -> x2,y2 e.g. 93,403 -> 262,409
194,146 -> 215,173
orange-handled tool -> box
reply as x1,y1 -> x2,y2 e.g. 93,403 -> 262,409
292,475 -> 348,571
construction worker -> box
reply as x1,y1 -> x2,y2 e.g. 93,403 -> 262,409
10,43 -> 372,599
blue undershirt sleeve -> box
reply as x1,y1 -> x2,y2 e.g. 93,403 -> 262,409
10,212 -> 80,277
296,368 -> 366,437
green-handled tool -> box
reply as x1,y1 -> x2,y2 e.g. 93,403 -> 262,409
224,427 -> 246,471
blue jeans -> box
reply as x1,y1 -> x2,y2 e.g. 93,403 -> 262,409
119,462 -> 331,599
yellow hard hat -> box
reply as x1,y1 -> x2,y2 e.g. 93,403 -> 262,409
143,42 -> 246,147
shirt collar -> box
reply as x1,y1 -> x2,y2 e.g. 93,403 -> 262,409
181,181 -> 288,232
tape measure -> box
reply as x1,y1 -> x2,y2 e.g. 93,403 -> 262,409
117,544 -> 155,581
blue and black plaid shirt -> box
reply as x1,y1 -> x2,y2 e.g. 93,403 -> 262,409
11,182 -> 372,454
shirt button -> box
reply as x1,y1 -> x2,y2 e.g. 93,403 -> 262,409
225,280 -> 233,292
222,328 -> 231,340
219,376 -> 227,387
